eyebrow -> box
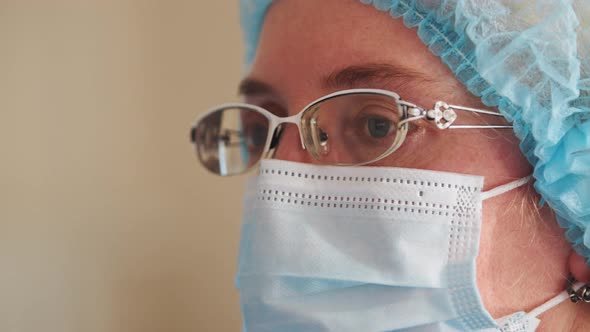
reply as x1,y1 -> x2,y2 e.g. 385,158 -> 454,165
238,78 -> 277,96
238,63 -> 437,96
323,63 -> 437,91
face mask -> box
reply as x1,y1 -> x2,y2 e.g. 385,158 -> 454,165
236,159 -> 570,332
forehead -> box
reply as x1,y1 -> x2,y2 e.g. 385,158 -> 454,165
248,0 -> 460,105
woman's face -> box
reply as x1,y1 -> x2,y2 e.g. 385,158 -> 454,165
243,0 -> 570,317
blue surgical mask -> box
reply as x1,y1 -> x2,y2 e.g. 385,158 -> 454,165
235,159 -> 571,332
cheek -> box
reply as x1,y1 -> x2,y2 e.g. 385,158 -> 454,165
417,130 -> 529,186
476,188 -> 570,317
368,125 -> 442,168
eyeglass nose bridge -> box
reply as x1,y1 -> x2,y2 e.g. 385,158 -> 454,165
266,112 -> 307,152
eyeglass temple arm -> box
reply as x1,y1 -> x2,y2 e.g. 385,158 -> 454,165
447,104 -> 505,116
398,101 -> 512,130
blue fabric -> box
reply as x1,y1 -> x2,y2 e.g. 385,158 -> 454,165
240,0 -> 590,264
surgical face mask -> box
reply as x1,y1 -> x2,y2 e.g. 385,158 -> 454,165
236,159 -> 573,332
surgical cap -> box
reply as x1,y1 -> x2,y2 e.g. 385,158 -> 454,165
240,0 -> 590,263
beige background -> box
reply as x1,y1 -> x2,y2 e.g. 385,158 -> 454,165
1,1 -> 245,331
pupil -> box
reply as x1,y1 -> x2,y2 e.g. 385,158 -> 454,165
319,130 -> 328,142
318,129 -> 328,147
367,117 -> 391,138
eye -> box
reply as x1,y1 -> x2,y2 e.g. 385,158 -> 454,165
366,116 -> 392,138
354,104 -> 397,141
240,109 -> 270,150
246,123 -> 268,148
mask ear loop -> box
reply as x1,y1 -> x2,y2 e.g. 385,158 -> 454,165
521,278 -> 587,321
481,178 -> 590,320
480,176 -> 533,201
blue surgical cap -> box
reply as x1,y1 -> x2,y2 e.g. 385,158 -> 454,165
240,0 -> 590,263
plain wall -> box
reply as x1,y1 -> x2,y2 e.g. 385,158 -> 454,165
1,1 -> 245,331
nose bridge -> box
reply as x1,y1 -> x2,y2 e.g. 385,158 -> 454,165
271,114 -> 315,163
272,112 -> 305,149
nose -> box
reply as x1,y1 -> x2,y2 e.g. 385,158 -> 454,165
272,124 -> 314,164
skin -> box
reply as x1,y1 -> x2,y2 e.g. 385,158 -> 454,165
242,0 -> 590,330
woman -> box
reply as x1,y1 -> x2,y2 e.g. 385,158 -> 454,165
192,0 -> 590,330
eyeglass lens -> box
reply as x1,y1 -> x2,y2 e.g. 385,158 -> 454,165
192,93 -> 403,175
191,107 -> 269,176
300,93 -> 402,165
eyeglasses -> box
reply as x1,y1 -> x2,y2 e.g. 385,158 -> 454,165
190,89 -> 511,176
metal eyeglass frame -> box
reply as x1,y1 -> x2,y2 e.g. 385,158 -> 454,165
191,88 -> 512,168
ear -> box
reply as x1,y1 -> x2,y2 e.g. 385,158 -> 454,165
569,251 -> 590,283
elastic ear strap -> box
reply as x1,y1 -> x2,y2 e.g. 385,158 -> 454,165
525,281 -> 585,319
480,176 -> 532,201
